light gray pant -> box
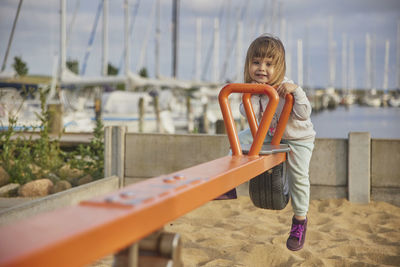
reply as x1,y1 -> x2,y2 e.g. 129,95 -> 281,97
238,128 -> 314,217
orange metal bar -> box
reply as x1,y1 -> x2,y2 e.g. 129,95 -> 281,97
243,92 -> 294,146
0,153 -> 286,267
242,93 -> 258,138
219,83 -> 279,156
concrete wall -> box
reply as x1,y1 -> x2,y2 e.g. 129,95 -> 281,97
371,139 -> 400,205
122,133 -> 400,206
125,133 -> 230,178
309,138 -> 347,200
0,176 -> 119,226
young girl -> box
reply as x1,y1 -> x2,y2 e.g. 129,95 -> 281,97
239,34 -> 315,251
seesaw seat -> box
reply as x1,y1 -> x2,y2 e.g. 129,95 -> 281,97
242,143 -> 290,155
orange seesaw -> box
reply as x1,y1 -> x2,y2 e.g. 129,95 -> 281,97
0,84 -> 293,267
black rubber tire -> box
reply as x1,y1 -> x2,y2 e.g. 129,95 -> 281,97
249,163 -> 289,210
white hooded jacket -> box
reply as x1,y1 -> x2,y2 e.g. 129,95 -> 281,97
239,77 -> 316,142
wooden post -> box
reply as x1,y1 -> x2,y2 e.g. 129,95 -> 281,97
202,102 -> 209,133
104,126 -> 112,178
94,87 -> 102,121
186,95 -> 194,133
215,120 -> 226,134
139,97 -> 144,133
48,103 -> 63,134
154,95 -> 162,133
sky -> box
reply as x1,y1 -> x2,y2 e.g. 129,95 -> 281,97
0,0 -> 399,89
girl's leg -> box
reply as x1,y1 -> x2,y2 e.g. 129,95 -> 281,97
238,128 -> 254,145
285,140 -> 314,217
238,128 -> 273,145
284,140 -> 314,251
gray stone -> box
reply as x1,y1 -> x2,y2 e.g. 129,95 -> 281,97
78,174 -> 93,186
51,180 -> 72,194
0,183 -> 20,197
58,164 -> 84,180
46,173 -> 61,184
0,166 -> 10,187
18,179 -> 54,197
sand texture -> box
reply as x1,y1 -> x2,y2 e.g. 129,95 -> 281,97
91,197 -> 400,267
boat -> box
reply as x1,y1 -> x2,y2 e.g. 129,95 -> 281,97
388,93 -> 400,107
341,93 -> 357,106
362,89 -> 381,107
322,87 -> 340,110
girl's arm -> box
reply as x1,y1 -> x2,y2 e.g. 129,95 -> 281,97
290,86 -> 312,120
277,79 -> 312,120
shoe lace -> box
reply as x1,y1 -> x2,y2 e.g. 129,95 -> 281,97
290,224 -> 304,243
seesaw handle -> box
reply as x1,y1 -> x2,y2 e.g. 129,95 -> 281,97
219,83 -> 280,156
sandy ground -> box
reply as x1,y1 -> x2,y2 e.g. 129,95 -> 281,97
91,196 -> 400,267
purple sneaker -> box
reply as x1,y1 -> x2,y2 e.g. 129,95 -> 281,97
214,188 -> 237,200
286,216 -> 307,251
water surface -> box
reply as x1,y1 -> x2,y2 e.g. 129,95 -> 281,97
311,106 -> 400,139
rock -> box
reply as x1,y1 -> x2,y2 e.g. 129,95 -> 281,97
51,180 -> 72,194
29,164 -> 41,176
58,164 -> 84,183
46,173 -> 61,184
0,183 -> 20,197
18,179 -> 54,197
77,174 -> 93,186
0,166 -> 10,187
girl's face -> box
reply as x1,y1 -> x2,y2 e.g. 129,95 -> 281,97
249,57 -> 275,84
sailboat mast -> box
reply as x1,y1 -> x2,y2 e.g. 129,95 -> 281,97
286,24 -> 292,79
365,33 -> 372,90
195,18 -> 202,82
397,21 -> 400,89
1,0 -> 23,72
348,40 -> 355,91
172,0 -> 179,78
155,0 -> 160,78
60,0 -> 67,79
236,20 -> 242,82
342,34 -> 347,91
213,18 -> 220,83
383,40 -> 390,90
297,39 -> 303,87
328,16 -> 335,89
137,0 -> 157,72
102,0 -> 108,76
124,0 -> 130,86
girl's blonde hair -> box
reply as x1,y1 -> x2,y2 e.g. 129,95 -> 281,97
244,34 -> 286,87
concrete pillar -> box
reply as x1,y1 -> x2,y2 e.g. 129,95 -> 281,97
138,98 -> 144,133
348,132 -> 370,203
104,126 -> 126,187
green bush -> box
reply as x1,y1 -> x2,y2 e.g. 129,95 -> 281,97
0,87 -> 104,185
66,118 -> 104,179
